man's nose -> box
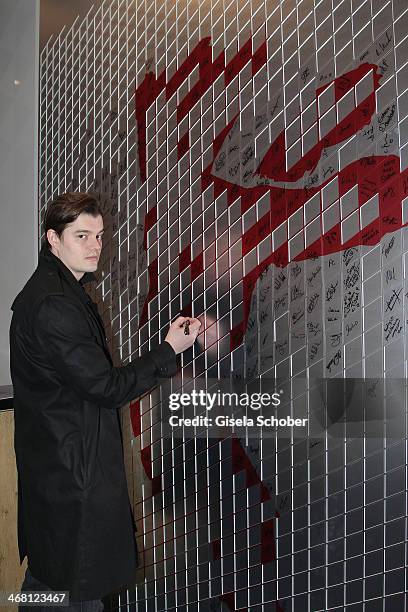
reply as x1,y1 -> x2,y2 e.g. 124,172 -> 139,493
90,236 -> 102,251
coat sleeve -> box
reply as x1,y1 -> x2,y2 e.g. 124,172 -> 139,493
33,295 -> 178,408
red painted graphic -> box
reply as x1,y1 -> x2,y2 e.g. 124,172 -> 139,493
136,39 -> 408,354
134,33 -> 405,610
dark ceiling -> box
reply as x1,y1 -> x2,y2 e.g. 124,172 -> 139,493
40,0 -> 103,49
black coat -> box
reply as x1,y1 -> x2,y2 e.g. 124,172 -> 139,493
9,244 -> 177,600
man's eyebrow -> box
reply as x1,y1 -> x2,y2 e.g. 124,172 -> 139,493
74,229 -> 105,233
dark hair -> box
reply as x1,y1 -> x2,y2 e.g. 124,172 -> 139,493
43,192 -> 103,249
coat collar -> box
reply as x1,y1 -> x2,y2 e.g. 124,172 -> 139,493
39,243 -> 96,304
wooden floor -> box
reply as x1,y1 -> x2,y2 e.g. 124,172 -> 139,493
0,409 -> 27,611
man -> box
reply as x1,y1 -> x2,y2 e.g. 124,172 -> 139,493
9,192 -> 200,610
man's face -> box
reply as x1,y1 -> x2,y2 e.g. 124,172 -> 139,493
47,212 -> 104,280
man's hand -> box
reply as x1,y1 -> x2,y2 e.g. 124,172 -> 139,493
164,316 -> 201,355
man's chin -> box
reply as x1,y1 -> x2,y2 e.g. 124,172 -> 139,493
82,261 -> 99,272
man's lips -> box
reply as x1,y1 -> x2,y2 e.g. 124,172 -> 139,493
86,256 -> 98,261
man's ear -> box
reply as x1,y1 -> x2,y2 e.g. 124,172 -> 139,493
47,229 -> 60,253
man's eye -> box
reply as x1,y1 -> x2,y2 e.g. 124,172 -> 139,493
97,235 -> 103,241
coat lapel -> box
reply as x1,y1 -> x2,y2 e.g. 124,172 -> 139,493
85,300 -> 113,365
38,245 -> 113,364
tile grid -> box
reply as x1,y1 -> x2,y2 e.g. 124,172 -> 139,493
39,0 -> 408,610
